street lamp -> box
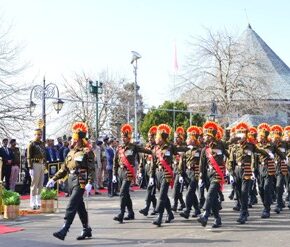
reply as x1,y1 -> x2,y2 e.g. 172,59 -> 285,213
29,77 -> 64,141
208,99 -> 218,122
131,50 -> 141,142
89,80 -> 103,139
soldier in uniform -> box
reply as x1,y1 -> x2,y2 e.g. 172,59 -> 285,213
171,127 -> 186,212
139,126 -> 158,216
27,128 -> 46,209
179,126 -> 201,219
247,126 -> 259,207
113,124 -> 151,223
197,121 -> 227,228
270,125 -> 288,213
283,126 -> 290,207
256,123 -> 285,218
46,122 -> 94,240
150,124 -> 179,226
227,122 -> 257,224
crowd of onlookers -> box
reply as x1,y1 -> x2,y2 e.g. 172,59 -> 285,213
0,135 -> 122,197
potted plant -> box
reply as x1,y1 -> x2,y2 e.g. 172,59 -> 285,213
40,188 -> 57,213
2,190 -> 20,219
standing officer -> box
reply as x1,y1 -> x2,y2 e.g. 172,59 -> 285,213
46,122 -> 94,241
139,126 -> 158,216
256,123 -> 285,218
113,124 -> 151,223
179,126 -> 201,219
27,128 -> 46,209
197,121 -> 227,228
171,127 -> 186,212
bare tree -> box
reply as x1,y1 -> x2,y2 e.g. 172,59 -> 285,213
179,28 -> 272,125
0,22 -> 30,139
110,82 -> 145,138
60,71 -> 127,139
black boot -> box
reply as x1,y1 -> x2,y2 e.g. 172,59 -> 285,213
165,211 -> 174,223
237,213 -> 246,224
152,213 -> 162,227
197,213 -> 208,227
113,213 -> 124,223
191,209 -> 201,218
261,210 -> 270,219
139,208 -> 148,216
53,223 -> 70,241
76,227 -> 92,240
212,216 -> 222,228
180,210 -> 190,219
124,212 -> 135,220
150,208 -> 158,215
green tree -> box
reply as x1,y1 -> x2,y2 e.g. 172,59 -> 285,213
140,101 -> 205,140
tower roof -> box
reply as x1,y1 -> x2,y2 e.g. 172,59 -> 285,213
240,25 -> 290,99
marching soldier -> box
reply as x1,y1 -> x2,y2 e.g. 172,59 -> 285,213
256,123 -> 285,218
283,126 -> 290,207
247,126 -> 259,207
227,122 -> 256,224
27,128 -> 46,210
150,124 -> 179,226
270,125 -> 288,213
46,122 -> 95,240
139,126 -> 158,216
113,124 -> 151,223
171,127 -> 186,212
179,126 -> 201,219
197,121 -> 228,228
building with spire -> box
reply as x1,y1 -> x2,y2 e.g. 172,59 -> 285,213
182,25 -> 290,126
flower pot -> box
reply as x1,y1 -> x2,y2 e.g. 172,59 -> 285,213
4,205 -> 19,219
41,199 -> 54,213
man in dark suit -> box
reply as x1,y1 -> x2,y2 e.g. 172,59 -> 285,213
0,138 -> 14,190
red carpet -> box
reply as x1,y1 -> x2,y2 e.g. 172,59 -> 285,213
0,225 -> 24,234
20,186 -> 140,200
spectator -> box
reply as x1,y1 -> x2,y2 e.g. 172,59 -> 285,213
105,138 -> 116,197
21,148 -> 31,195
95,140 -> 104,189
45,139 -> 58,186
9,139 -> 20,191
0,138 -> 14,190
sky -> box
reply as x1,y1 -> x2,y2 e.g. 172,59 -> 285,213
0,0 -> 290,141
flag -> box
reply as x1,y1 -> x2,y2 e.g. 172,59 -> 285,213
173,42 -> 179,73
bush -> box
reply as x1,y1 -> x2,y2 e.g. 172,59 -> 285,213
40,188 -> 57,200
2,190 -> 20,205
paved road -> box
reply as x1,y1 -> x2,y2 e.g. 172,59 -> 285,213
1,185 -> 290,247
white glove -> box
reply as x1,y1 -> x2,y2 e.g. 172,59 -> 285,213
138,173 -> 143,179
198,179 -> 204,187
85,183 -> 92,193
229,175 -> 234,184
46,178 -> 55,188
29,169 -> 34,177
148,177 -> 154,186
269,152 -> 274,159
112,175 -> 117,183
251,172 -> 256,180
179,176 -> 184,184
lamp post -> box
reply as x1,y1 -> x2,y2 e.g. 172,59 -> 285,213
89,80 -> 103,139
208,98 -> 218,121
131,51 -> 141,142
29,77 -> 64,141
